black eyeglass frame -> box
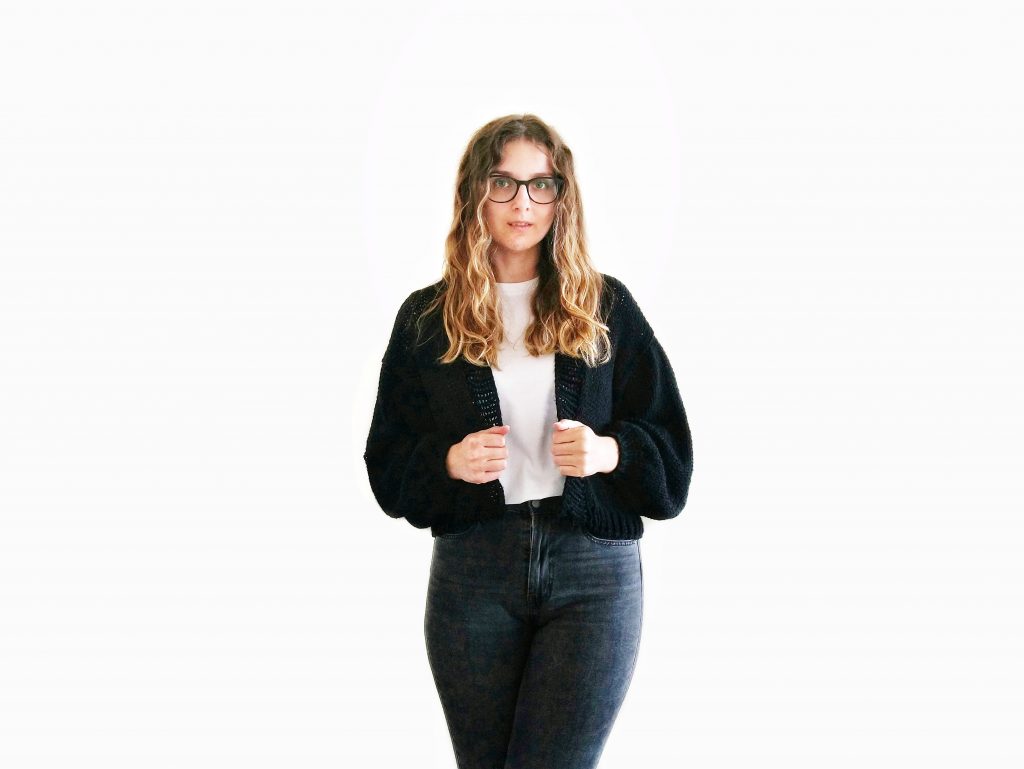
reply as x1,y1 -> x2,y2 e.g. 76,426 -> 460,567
486,174 -> 564,204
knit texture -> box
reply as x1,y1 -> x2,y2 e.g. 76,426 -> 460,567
363,273 -> 693,539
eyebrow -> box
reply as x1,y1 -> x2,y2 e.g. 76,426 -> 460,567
490,170 -> 554,177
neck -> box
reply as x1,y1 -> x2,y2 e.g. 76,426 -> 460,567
491,249 -> 539,283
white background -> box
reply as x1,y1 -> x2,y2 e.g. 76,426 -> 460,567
2,1 -> 1022,767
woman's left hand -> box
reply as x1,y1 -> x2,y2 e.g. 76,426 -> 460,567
550,419 -> 619,477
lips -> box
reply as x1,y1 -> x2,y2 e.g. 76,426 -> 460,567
509,222 -> 532,229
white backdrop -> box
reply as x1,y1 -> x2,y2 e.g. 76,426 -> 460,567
1,2 -> 1022,768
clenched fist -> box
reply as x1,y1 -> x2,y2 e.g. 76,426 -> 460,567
550,419 -> 620,477
446,425 -> 510,484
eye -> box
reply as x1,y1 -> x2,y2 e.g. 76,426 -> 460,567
491,176 -> 511,188
531,178 -> 552,189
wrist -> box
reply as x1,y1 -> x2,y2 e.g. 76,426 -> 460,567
601,435 -> 620,474
445,444 -> 459,479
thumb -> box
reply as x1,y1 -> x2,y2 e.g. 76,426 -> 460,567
554,419 -> 581,431
486,424 -> 511,433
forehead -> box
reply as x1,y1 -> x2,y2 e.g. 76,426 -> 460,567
492,139 -> 553,176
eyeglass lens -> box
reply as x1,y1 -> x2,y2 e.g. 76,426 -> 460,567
488,176 -> 559,204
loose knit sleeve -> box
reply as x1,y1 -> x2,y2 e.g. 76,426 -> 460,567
597,283 -> 693,520
363,292 -> 473,529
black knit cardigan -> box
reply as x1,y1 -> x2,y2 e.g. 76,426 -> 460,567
363,273 -> 693,540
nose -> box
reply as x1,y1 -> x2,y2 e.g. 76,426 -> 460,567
512,183 -> 532,210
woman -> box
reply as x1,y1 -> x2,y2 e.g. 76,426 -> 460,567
364,114 -> 693,769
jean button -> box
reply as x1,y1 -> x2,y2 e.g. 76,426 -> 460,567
530,499 -> 541,508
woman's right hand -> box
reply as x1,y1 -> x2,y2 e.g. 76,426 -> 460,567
446,425 -> 510,483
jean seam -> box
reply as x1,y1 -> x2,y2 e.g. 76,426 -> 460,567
584,532 -> 637,546
626,542 -> 644,682
437,521 -> 478,539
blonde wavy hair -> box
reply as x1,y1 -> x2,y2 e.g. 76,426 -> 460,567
414,113 -> 611,370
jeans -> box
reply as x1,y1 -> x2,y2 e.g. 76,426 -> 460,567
424,495 -> 644,769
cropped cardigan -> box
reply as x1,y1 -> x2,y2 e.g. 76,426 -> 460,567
363,273 -> 693,540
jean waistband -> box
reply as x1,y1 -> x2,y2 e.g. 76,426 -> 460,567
505,495 -> 563,516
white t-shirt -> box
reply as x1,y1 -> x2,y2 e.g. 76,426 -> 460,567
492,276 -> 567,504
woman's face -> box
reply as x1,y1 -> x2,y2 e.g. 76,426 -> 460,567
482,139 -> 557,263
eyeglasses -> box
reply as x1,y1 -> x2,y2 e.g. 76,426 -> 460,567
487,174 -> 562,204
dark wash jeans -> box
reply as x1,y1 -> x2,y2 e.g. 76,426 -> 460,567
424,495 -> 643,769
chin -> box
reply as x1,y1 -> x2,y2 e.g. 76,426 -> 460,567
498,240 -> 541,255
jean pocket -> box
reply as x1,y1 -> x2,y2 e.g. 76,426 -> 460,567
584,531 -> 638,546
435,520 -> 480,540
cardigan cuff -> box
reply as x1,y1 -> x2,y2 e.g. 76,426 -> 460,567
604,420 -> 642,480
405,432 -> 470,519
